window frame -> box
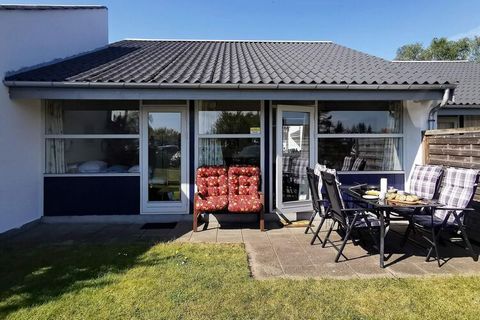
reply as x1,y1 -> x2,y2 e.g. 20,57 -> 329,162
43,100 -> 141,177
194,100 -> 265,192
316,101 -> 405,174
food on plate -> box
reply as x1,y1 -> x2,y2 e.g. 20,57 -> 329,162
387,193 -> 420,202
386,193 -> 397,200
406,195 -> 420,202
365,190 -> 380,196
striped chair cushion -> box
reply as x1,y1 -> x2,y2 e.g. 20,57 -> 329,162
341,156 -> 353,171
436,167 -> 478,223
409,165 -> 443,200
291,158 -> 309,184
351,158 -> 366,171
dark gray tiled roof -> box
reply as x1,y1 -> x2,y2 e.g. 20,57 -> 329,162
5,40 -> 454,86
393,61 -> 480,106
0,5 -> 106,10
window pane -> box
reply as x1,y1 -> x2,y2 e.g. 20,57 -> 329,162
198,100 -> 261,134
282,111 -> 310,202
46,100 -> 139,134
198,138 -> 260,167
45,139 -> 139,174
318,138 -> 402,171
318,101 -> 402,134
148,112 -> 182,202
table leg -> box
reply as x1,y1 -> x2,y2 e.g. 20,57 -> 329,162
380,209 -> 385,268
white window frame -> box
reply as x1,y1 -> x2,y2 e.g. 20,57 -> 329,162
43,101 -> 141,177
140,104 -> 190,214
194,100 -> 265,193
275,104 -> 316,214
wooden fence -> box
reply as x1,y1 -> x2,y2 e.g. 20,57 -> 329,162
423,127 -> 480,241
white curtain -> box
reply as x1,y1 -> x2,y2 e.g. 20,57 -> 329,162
382,103 -> 402,170
45,101 -> 66,173
199,138 -> 224,166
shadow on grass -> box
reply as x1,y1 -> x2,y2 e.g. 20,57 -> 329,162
0,241 -> 188,317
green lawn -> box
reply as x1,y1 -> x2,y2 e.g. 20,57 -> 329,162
1,243 -> 480,319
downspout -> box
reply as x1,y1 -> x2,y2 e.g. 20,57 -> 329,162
428,88 -> 451,130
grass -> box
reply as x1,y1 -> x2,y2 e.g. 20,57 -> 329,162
1,242 -> 480,319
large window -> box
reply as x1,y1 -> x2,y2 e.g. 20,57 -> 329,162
197,101 -> 262,167
44,100 -> 140,174
317,101 -> 403,171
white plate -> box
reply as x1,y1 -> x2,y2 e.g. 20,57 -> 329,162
362,195 -> 379,200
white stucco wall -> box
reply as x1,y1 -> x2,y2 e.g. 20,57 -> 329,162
403,100 -> 438,191
0,7 -> 108,233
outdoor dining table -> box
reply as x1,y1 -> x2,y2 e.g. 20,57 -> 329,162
342,185 -> 444,268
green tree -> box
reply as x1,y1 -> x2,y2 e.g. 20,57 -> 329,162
395,37 -> 480,61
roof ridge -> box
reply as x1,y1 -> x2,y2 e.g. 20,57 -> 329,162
122,38 -> 333,44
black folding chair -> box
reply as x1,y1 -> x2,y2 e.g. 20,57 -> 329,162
320,171 -> 381,262
402,167 -> 479,267
305,167 -> 330,245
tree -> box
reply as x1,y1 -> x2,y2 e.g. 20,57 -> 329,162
395,37 -> 480,61
395,43 -> 425,60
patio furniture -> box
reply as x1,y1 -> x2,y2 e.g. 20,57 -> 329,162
320,171 -> 381,263
227,166 -> 264,231
305,167 -> 330,244
193,166 -> 229,232
391,164 -> 444,219
351,157 -> 366,171
341,156 -> 353,171
344,185 -> 442,268
402,167 -> 479,266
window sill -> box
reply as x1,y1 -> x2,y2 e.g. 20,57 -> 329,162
44,173 -> 141,177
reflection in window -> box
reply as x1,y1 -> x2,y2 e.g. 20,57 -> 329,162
46,100 -> 139,134
318,101 -> 402,134
198,138 -> 260,167
198,101 -> 261,134
318,138 -> 402,171
148,112 -> 182,202
45,139 -> 139,174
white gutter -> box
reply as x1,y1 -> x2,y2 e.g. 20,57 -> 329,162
428,88 -> 451,130
2,80 -> 457,90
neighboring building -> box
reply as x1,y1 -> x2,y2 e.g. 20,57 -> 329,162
1,5 -> 460,232
393,61 -> 480,129
0,5 -> 108,233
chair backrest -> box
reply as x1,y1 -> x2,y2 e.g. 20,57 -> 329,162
306,167 -> 321,213
321,171 -> 347,227
351,158 -> 366,171
196,166 -> 228,197
292,158 -> 309,184
409,164 -> 443,200
341,156 -> 353,171
228,166 -> 260,196
436,167 -> 479,223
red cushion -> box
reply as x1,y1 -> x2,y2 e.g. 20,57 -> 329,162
228,166 -> 260,197
195,195 -> 228,212
196,166 -> 228,197
228,195 -> 262,212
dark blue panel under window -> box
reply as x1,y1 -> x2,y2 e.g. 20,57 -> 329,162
44,176 -> 140,216
337,173 -> 405,190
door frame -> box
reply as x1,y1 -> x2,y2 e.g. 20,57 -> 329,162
140,105 -> 189,214
275,104 -> 316,214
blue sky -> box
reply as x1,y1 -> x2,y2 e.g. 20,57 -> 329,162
9,0 -> 480,59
